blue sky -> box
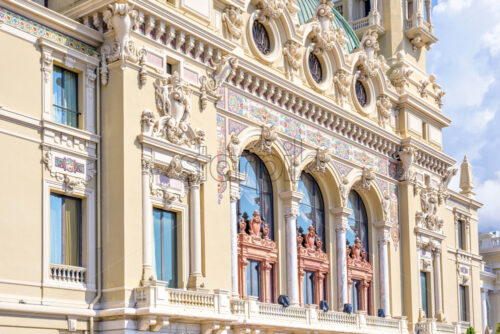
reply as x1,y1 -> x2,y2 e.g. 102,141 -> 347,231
427,0 -> 500,232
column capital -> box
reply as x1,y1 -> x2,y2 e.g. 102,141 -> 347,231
280,191 -> 303,220
330,206 -> 353,218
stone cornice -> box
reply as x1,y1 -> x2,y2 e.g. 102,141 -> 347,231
63,0 -> 235,53
1,0 -> 102,46
448,189 -> 483,209
399,93 -> 451,127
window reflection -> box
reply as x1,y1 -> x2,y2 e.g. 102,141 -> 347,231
347,190 -> 369,260
239,151 -> 274,240
297,172 -> 325,250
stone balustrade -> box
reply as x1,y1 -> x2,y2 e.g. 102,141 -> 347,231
134,285 -> 409,333
49,263 -> 86,284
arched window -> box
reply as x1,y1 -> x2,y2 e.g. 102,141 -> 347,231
347,190 -> 369,259
346,190 -> 373,314
238,151 -> 274,239
237,150 -> 277,303
297,172 -> 325,250
252,20 -> 271,55
297,172 -> 328,306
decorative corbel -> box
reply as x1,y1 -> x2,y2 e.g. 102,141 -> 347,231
200,56 -> 238,111
40,43 -> 53,84
397,145 -> 416,181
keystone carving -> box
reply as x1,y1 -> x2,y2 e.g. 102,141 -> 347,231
255,0 -> 286,23
397,145 -> 416,181
357,167 -> 375,191
251,124 -> 278,154
306,147 -> 331,174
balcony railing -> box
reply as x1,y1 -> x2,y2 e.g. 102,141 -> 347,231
49,264 -> 86,284
351,16 -> 370,31
479,236 -> 500,250
134,285 -> 409,333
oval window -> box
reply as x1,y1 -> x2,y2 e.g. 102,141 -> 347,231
355,80 -> 368,107
252,20 -> 271,55
308,53 -> 323,84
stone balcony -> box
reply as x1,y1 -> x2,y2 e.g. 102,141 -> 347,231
350,10 -> 385,39
404,15 -> 438,51
134,285 -> 409,333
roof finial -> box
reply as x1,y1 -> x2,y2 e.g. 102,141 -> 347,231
459,155 -> 475,198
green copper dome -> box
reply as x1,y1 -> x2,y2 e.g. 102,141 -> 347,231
296,0 -> 360,53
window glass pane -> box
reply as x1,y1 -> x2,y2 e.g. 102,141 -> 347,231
153,209 -> 163,280
459,285 -> 467,321
53,66 -> 78,128
50,194 -> 63,264
421,272 -> 429,318
352,279 -> 361,311
238,151 -> 274,240
246,261 -> 252,296
162,211 -> 177,288
64,197 -> 81,266
457,220 -> 463,250
50,194 -> 81,266
346,191 -> 369,260
304,271 -> 315,305
297,173 -> 325,250
153,209 -> 177,287
246,260 -> 260,299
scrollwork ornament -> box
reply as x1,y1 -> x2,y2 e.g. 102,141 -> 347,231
283,41 -> 301,80
376,94 -> 392,129
333,70 -> 350,107
389,51 -> 413,94
200,56 -> 238,111
222,6 -> 243,41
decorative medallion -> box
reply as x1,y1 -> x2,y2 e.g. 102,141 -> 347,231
355,80 -> 368,107
308,53 -> 323,84
252,20 -> 270,55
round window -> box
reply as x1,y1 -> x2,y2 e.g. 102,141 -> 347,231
308,53 -> 323,84
252,20 -> 271,55
355,80 -> 368,107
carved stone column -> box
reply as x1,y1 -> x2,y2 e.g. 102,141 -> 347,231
229,170 -> 245,298
375,221 -> 391,317
332,207 -> 353,311
280,191 -> 303,306
481,288 -> 489,332
188,175 -> 203,289
141,159 -> 155,282
433,248 -> 443,321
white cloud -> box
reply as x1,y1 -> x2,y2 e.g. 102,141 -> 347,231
476,171 -> 500,231
482,23 -> 500,57
463,108 -> 496,134
433,0 -> 472,14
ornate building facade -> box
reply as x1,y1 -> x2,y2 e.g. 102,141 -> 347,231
480,231 -> 500,332
0,0 -> 485,333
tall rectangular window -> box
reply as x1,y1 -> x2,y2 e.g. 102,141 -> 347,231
153,209 -> 177,287
303,271 -> 315,305
50,193 -> 82,266
246,259 -> 261,299
53,65 -> 79,128
459,285 -> 468,322
420,271 -> 429,318
457,220 -> 464,250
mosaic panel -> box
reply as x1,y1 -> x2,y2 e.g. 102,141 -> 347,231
216,114 -> 228,204
281,139 -> 305,158
0,6 -> 99,57
223,88 -> 392,177
228,118 -> 247,136
55,156 -> 84,174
